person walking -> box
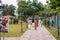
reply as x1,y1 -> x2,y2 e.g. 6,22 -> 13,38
2,17 -> 7,27
32,19 -> 34,28
34,18 -> 38,30
38,18 -> 43,27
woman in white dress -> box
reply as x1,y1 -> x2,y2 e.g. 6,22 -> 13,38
38,19 -> 43,27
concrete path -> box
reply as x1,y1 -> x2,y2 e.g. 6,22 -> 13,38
1,26 -> 56,40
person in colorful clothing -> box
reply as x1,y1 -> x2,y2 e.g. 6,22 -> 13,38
2,17 -> 7,27
34,18 -> 38,30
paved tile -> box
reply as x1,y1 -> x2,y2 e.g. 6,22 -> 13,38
1,26 -> 56,40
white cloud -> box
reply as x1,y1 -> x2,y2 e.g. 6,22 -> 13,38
26,0 -> 47,5
38,0 -> 47,5
2,0 -> 17,7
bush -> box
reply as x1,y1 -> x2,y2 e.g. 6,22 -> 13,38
43,19 -> 50,26
13,18 -> 18,24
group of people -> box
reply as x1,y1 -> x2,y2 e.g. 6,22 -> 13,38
28,18 -> 43,30
0,17 -> 8,32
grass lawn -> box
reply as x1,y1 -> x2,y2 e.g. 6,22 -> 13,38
0,22 -> 28,37
45,26 -> 60,40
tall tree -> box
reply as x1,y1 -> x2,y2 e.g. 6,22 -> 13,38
17,0 -> 44,18
49,0 -> 56,9
8,5 -> 15,16
2,4 -> 8,16
2,4 -> 15,16
49,0 -> 60,9
49,0 -> 60,14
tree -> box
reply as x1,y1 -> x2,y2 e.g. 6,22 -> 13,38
2,4 -> 8,16
49,0 -> 60,10
17,0 -> 44,19
8,5 -> 15,16
17,1 -> 27,20
55,0 -> 60,7
2,4 -> 15,16
17,1 -> 27,32
49,0 -> 56,9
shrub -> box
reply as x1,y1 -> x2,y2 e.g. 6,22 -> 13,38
43,19 -> 50,26
13,18 -> 18,24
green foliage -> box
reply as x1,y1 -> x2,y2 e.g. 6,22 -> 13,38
49,0 -> 60,9
43,19 -> 50,26
56,7 -> 60,14
50,0 -> 56,9
17,0 -> 44,19
23,8 -> 34,16
55,0 -> 60,7
8,5 -> 15,16
45,25 -> 60,40
2,4 -> 15,16
2,4 -> 8,16
13,18 -> 18,24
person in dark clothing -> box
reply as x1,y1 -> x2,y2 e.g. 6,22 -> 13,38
32,19 -> 34,27
32,19 -> 34,23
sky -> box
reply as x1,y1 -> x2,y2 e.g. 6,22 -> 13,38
29,0 -> 47,4
2,0 -> 17,7
2,0 -> 47,7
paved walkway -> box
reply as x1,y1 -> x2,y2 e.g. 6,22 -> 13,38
1,26 -> 56,40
